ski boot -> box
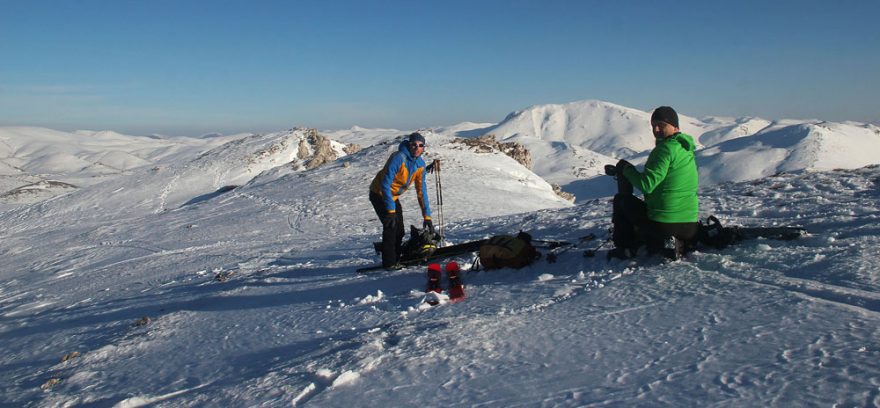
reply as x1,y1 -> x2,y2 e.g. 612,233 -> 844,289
445,262 -> 466,302
426,263 -> 442,293
425,263 -> 443,305
662,236 -> 684,261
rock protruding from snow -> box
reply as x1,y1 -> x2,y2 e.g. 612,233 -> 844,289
301,128 -> 352,170
551,183 -> 576,202
0,180 -> 77,204
452,134 -> 532,170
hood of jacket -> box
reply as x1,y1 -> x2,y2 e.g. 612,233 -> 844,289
398,140 -> 424,163
656,132 -> 696,152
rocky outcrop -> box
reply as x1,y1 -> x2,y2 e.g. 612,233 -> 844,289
286,128 -> 359,170
343,144 -> 361,155
301,129 -> 335,170
452,134 -> 532,169
0,180 -> 78,204
551,183 -> 576,203
453,134 -> 575,202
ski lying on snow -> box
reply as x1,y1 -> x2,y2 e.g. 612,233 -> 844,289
734,226 -> 806,241
357,239 -> 488,273
543,233 -> 598,263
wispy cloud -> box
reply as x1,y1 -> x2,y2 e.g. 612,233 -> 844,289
0,81 -> 146,96
1,84 -> 92,94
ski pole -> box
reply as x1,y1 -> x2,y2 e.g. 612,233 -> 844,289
583,230 -> 612,258
433,159 -> 445,247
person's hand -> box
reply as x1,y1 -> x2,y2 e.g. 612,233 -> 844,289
615,159 -> 634,174
385,212 -> 398,230
604,164 -> 617,176
423,219 -> 435,234
426,159 -> 440,174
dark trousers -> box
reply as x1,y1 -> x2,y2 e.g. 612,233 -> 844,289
612,177 -> 698,252
370,192 -> 404,267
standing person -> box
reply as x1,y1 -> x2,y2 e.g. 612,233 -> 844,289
608,106 -> 699,260
369,132 -> 434,269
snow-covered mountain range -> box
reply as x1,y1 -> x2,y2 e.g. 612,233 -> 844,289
1,100 -> 879,407
3,99 -> 879,208
449,100 -> 880,200
0,127 -> 244,207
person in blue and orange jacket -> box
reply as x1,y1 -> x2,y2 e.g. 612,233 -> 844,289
369,132 -> 433,269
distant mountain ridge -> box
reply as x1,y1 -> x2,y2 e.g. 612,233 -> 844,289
445,100 -> 880,199
2,99 -> 879,208
697,120 -> 880,185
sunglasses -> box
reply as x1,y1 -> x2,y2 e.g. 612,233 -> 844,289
410,143 -> 425,148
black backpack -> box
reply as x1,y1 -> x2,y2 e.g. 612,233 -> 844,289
400,225 -> 440,261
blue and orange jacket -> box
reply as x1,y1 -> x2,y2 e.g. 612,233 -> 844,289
370,141 -> 432,220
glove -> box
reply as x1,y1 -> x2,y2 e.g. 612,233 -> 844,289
615,159 -> 634,175
423,219 -> 435,234
604,164 -> 617,176
426,159 -> 440,174
384,212 -> 398,230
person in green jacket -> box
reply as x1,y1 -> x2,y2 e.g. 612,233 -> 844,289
608,106 -> 699,260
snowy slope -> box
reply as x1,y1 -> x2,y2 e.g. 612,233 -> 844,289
0,127 -> 243,175
0,128 -> 369,232
490,100 -> 654,156
0,127 -> 576,405
467,100 -> 653,196
698,121 -> 880,185
320,126 -> 405,150
0,127 -> 247,208
696,116 -> 774,147
1,155 -> 878,406
2,100 -> 880,406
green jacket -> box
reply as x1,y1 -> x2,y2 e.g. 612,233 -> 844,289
622,132 -> 699,223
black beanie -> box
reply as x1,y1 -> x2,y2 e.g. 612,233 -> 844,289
408,132 -> 426,145
651,106 -> 679,128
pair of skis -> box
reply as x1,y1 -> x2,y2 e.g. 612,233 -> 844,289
425,262 -> 465,305
357,239 -> 487,273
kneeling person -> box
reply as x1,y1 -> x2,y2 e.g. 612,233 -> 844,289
610,106 -> 699,259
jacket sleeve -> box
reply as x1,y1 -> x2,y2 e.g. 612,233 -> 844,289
623,142 -> 672,194
381,154 -> 403,212
415,167 -> 432,219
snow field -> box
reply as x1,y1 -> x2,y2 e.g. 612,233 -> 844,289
2,104 -> 880,406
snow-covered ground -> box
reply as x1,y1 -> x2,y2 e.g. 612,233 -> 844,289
1,100 -> 879,406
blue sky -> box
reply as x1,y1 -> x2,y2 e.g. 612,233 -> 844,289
1,0 -> 878,136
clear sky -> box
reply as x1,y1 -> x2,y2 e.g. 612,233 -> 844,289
1,0 -> 878,136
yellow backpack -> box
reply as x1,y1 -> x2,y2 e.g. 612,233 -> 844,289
478,233 -> 539,270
